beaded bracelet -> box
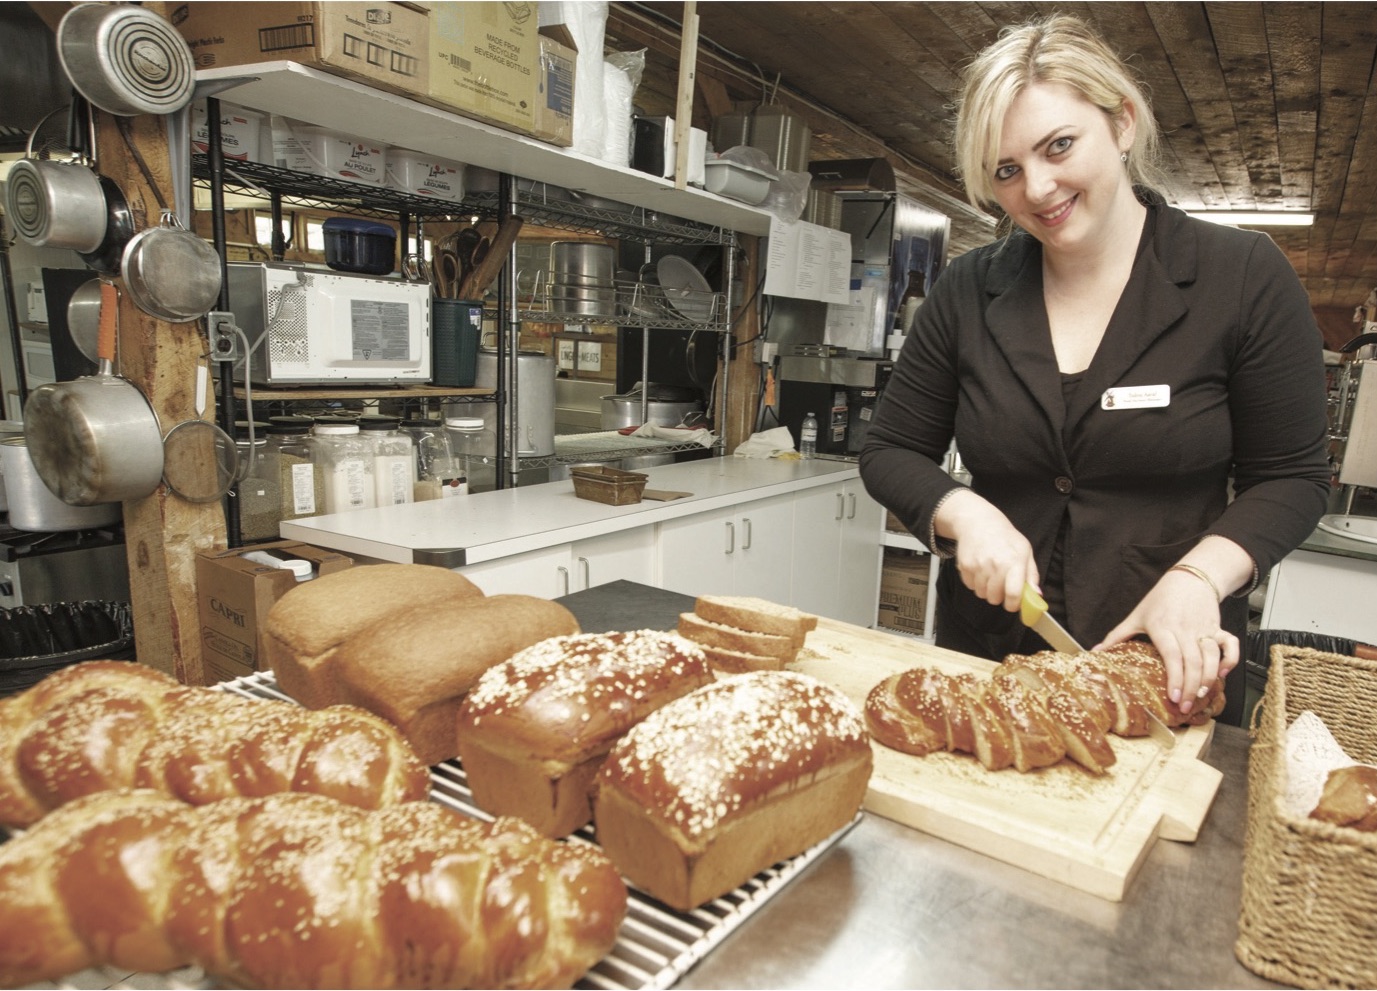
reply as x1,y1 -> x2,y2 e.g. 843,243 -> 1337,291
1168,563 -> 1222,602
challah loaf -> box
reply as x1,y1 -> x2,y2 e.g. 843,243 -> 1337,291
594,670 -> 872,910
0,789 -> 627,989
0,661 -> 428,830
1311,764 -> 1377,830
265,563 -> 580,763
456,630 -> 714,837
865,643 -> 1225,776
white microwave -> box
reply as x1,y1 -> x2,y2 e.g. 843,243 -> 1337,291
227,263 -> 432,386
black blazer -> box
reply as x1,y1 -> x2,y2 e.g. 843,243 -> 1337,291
860,199 -> 1330,659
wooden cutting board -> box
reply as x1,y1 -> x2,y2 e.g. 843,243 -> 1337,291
794,618 -> 1223,901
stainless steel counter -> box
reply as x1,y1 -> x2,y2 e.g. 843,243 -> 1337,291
558,581 -> 1282,990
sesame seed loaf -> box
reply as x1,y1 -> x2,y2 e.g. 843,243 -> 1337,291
593,670 -> 872,910
456,631 -> 714,838
265,563 -> 580,764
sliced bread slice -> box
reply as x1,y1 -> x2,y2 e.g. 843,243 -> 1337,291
693,595 -> 818,643
677,612 -> 800,660
695,643 -> 786,673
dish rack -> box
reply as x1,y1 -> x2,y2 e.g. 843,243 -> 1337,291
516,271 -> 729,332
206,671 -> 856,991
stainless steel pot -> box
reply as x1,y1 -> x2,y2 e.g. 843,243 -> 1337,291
0,420 -> 25,512
4,158 -> 107,252
56,3 -> 196,116
600,393 -> 705,429
550,241 -> 615,287
23,283 -> 164,506
475,347 -> 556,456
67,278 -> 103,363
0,437 -> 121,531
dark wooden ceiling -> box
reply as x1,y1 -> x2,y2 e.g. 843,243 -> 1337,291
609,2 -> 1377,313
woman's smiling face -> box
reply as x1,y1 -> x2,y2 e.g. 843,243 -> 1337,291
992,80 -> 1137,255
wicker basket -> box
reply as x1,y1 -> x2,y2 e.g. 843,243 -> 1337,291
1236,645 -> 1377,988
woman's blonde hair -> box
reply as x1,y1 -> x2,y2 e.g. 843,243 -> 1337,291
954,14 -> 1165,210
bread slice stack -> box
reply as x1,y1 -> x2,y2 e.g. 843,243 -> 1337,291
676,595 -> 818,672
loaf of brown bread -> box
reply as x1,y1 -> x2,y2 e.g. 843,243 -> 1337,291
675,595 -> 818,672
1310,764 -> 1377,830
456,630 -> 714,837
265,563 -> 580,764
0,790 -> 627,989
0,661 -> 429,830
594,670 -> 872,910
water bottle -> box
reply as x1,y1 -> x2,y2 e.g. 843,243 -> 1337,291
800,412 -> 818,460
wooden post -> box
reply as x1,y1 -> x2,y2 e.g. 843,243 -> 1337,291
95,110 -> 226,685
673,1 -> 700,190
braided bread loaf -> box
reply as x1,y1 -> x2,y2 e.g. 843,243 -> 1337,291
0,661 -> 429,829
0,789 -> 627,989
865,643 -> 1225,775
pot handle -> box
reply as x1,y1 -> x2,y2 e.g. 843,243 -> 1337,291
97,282 -> 119,371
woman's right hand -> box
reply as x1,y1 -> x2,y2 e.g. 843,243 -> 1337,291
935,488 -> 1039,614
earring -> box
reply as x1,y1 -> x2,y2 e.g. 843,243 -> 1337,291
1120,152 -> 1129,163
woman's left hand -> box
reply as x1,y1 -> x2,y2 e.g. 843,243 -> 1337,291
1095,568 -> 1240,715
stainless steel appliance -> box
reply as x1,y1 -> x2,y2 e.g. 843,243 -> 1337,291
226,262 -> 432,386
776,353 -> 892,457
0,523 -> 130,609
471,347 -> 556,457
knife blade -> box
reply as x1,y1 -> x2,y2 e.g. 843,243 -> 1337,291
1019,584 -> 1085,655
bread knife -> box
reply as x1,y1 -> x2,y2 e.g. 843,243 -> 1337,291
1019,584 -> 1085,656
1018,585 -> 1178,750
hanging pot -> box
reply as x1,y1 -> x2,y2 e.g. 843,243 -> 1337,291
121,210 -> 223,323
4,104 -> 107,252
0,437 -> 122,532
23,282 -> 164,506
77,175 -> 136,276
56,3 -> 196,117
66,278 -> 103,364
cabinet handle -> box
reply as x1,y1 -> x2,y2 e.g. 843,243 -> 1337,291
835,492 -> 845,520
847,492 -> 857,519
725,520 -> 735,554
742,517 -> 753,549
578,556 -> 590,589
557,565 -> 569,596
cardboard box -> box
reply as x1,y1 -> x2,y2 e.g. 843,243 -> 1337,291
533,35 -> 575,147
196,542 -> 353,685
876,548 -> 930,636
173,2 -> 428,99
427,2 -> 540,135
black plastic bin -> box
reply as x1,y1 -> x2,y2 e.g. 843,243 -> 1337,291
0,600 -> 135,696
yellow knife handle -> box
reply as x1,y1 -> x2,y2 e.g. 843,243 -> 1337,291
1020,584 -> 1048,628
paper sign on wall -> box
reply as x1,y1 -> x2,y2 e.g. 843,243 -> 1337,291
765,219 -> 851,304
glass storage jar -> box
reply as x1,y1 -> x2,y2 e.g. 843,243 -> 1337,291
359,414 -> 414,506
264,416 -> 323,523
234,420 -> 277,540
445,415 -> 495,493
310,418 -> 376,513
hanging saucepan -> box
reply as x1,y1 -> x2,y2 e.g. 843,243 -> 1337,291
3,106 -> 107,252
121,210 -> 223,324
56,3 -> 196,117
23,282 -> 164,506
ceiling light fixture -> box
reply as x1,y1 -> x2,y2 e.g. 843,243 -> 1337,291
1184,211 -> 1315,227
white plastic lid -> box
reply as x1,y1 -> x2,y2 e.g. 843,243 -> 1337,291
313,422 -> 360,434
280,559 -> 315,581
445,417 -> 485,431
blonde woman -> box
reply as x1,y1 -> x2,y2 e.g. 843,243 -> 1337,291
860,15 -> 1328,722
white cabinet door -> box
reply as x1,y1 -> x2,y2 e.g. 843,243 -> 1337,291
460,527 -> 655,598
791,480 -> 884,627
836,482 -> 884,627
656,495 -> 795,601
568,528 -> 655,592
458,545 -> 572,598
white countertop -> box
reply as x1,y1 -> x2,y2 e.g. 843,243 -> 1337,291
280,457 -> 859,567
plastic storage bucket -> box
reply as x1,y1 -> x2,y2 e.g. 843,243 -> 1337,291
432,299 -> 482,387
190,102 -> 264,161
291,122 -> 387,185
386,149 -> 466,201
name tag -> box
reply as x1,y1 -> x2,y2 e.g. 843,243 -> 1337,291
1101,384 -> 1170,410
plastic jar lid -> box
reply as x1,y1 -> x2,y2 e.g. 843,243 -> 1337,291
266,415 -> 313,434
233,420 -> 269,442
279,559 -> 315,581
312,422 -> 360,435
358,415 -> 401,431
445,417 -> 486,430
